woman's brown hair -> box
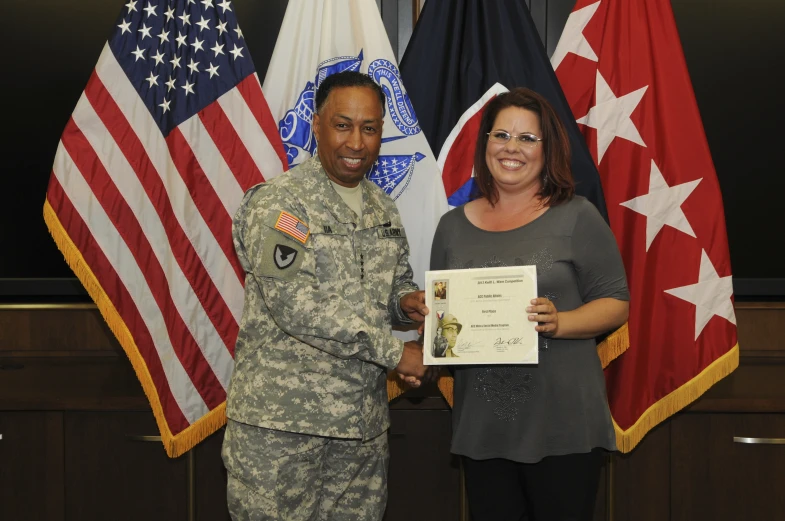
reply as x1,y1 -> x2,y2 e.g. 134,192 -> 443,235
472,87 -> 575,207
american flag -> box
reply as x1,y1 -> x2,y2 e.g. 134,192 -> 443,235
274,211 -> 310,244
43,0 -> 287,457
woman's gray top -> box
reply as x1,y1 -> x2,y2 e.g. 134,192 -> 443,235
430,196 -> 629,463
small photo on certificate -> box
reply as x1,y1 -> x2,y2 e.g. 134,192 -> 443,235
424,266 -> 538,365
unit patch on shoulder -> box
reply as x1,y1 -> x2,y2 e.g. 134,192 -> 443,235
273,244 -> 298,269
259,237 -> 304,280
274,211 -> 310,244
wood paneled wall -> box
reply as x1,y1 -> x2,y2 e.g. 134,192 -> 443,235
2,302 -> 785,521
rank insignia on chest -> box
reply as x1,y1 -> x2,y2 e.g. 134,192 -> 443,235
377,227 -> 405,238
274,211 -> 310,244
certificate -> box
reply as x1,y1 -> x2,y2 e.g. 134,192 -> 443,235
424,266 -> 538,365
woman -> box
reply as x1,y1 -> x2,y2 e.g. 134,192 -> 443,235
430,88 -> 629,521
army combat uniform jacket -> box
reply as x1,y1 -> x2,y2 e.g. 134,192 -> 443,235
227,156 -> 418,441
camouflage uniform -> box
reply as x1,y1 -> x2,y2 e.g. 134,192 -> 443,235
223,156 -> 418,520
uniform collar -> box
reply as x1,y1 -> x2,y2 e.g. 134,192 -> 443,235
308,156 -> 391,229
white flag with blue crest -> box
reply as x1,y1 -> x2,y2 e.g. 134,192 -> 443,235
262,0 -> 448,290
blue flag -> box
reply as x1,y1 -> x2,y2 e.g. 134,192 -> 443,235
399,0 -> 607,217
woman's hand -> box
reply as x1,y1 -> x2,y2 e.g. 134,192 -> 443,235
532,298 -> 629,340
527,297 -> 559,337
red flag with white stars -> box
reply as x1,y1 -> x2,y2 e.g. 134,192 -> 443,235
552,0 -> 738,451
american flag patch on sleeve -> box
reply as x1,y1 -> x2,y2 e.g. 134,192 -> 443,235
274,211 -> 310,244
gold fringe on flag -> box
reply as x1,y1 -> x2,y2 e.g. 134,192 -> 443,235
597,322 -> 630,369
389,325 -> 630,407
44,200 -> 224,458
437,370 -> 454,407
613,343 -> 739,453
386,372 -> 407,401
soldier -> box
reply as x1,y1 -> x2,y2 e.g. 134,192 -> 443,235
221,71 -> 429,521
439,314 -> 462,358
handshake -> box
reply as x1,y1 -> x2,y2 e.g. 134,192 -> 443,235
394,290 -> 438,388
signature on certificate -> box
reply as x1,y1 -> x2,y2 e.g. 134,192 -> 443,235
455,339 -> 481,351
494,337 -> 524,346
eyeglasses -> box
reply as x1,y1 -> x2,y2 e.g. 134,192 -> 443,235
487,130 -> 544,148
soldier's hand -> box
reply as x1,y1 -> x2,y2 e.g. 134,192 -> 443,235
421,365 -> 441,384
395,341 -> 427,388
400,291 -> 428,323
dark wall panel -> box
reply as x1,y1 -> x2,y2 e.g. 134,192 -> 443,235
670,0 -> 785,279
2,0 -> 121,277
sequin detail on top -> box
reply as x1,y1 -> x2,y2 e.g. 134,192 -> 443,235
524,248 -> 554,272
539,291 -> 561,351
474,367 -> 536,421
482,255 -> 506,268
523,249 -> 556,351
451,259 -> 475,270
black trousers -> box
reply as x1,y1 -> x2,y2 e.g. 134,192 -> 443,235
462,449 -> 605,521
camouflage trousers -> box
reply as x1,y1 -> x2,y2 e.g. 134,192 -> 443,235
222,419 -> 389,521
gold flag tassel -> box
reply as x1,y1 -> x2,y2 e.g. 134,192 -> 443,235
613,343 -> 739,453
44,200 -> 225,457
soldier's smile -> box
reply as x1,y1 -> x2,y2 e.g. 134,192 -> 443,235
312,85 -> 384,188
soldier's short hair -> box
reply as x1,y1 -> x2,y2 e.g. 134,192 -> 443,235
315,71 -> 386,114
